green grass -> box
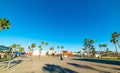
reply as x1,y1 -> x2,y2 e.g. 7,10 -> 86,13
99,58 -> 120,61
0,58 -> 9,61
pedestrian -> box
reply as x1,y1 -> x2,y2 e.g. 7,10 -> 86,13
60,54 -> 63,60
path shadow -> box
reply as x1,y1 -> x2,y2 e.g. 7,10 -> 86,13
26,71 -> 35,73
92,64 -> 120,70
43,64 -> 78,73
67,63 -> 81,67
67,63 -> 111,73
72,58 -> 120,65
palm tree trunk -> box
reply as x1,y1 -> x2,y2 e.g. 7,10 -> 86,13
100,47 -> 102,59
117,42 -> 120,48
114,43 -> 120,58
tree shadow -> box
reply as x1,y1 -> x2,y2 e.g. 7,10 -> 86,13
43,64 -> 78,73
67,63 -> 111,73
72,58 -> 120,65
67,63 -> 81,67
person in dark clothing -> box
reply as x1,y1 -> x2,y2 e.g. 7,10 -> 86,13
60,54 -> 63,60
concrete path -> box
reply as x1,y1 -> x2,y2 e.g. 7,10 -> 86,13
0,57 -> 120,73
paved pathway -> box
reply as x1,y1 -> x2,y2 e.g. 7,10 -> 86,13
0,57 -> 120,73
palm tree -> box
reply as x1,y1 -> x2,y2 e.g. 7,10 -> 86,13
61,46 -> 64,50
11,44 -> 21,52
30,43 -> 36,53
50,47 -> 54,51
50,47 -> 54,55
57,46 -> 60,49
102,44 -> 107,53
41,41 -> 44,45
11,44 -> 17,48
38,45 -> 42,49
110,39 -> 119,58
83,38 -> 90,53
45,42 -> 48,50
45,42 -> 48,46
38,45 -> 42,53
41,41 -> 45,50
99,44 -> 107,59
111,32 -> 120,58
113,32 -> 120,48
57,46 -> 60,52
0,18 -> 11,31
90,47 -> 96,57
89,40 -> 94,46
99,44 -> 102,58
89,40 -> 95,56
82,48 -> 86,51
40,48 -> 43,51
83,38 -> 95,57
10,44 -> 17,51
84,38 -> 89,46
105,48 -> 110,55
61,46 -> 64,54
19,47 -> 24,52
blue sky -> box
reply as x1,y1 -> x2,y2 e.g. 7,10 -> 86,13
0,0 -> 120,52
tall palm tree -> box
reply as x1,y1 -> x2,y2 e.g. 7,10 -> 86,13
110,39 -> 119,58
89,40 -> 94,46
41,41 -> 45,50
105,48 -> 110,55
38,45 -> 42,56
31,43 -> 36,48
83,38 -> 95,57
99,44 -> 102,52
57,46 -> 60,52
38,45 -> 42,49
57,46 -> 60,49
113,32 -> 120,48
111,32 -> 120,58
45,42 -> 48,46
84,38 -> 89,47
83,38 -> 90,53
61,46 -> 64,50
38,45 -> 42,52
90,47 -> 96,57
45,42 -> 48,50
41,41 -> 44,45
30,43 -> 36,53
99,44 -> 102,58
0,18 -> 11,31
50,47 -> 54,51
50,47 -> 54,54
89,40 -> 95,55
82,48 -> 86,51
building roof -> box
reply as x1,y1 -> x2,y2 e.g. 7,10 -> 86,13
0,45 -> 12,50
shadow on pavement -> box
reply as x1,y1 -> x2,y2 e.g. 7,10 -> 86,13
4,60 -> 23,68
72,58 -> 120,65
67,63 -> 111,73
92,64 -> 120,70
43,64 -> 78,73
